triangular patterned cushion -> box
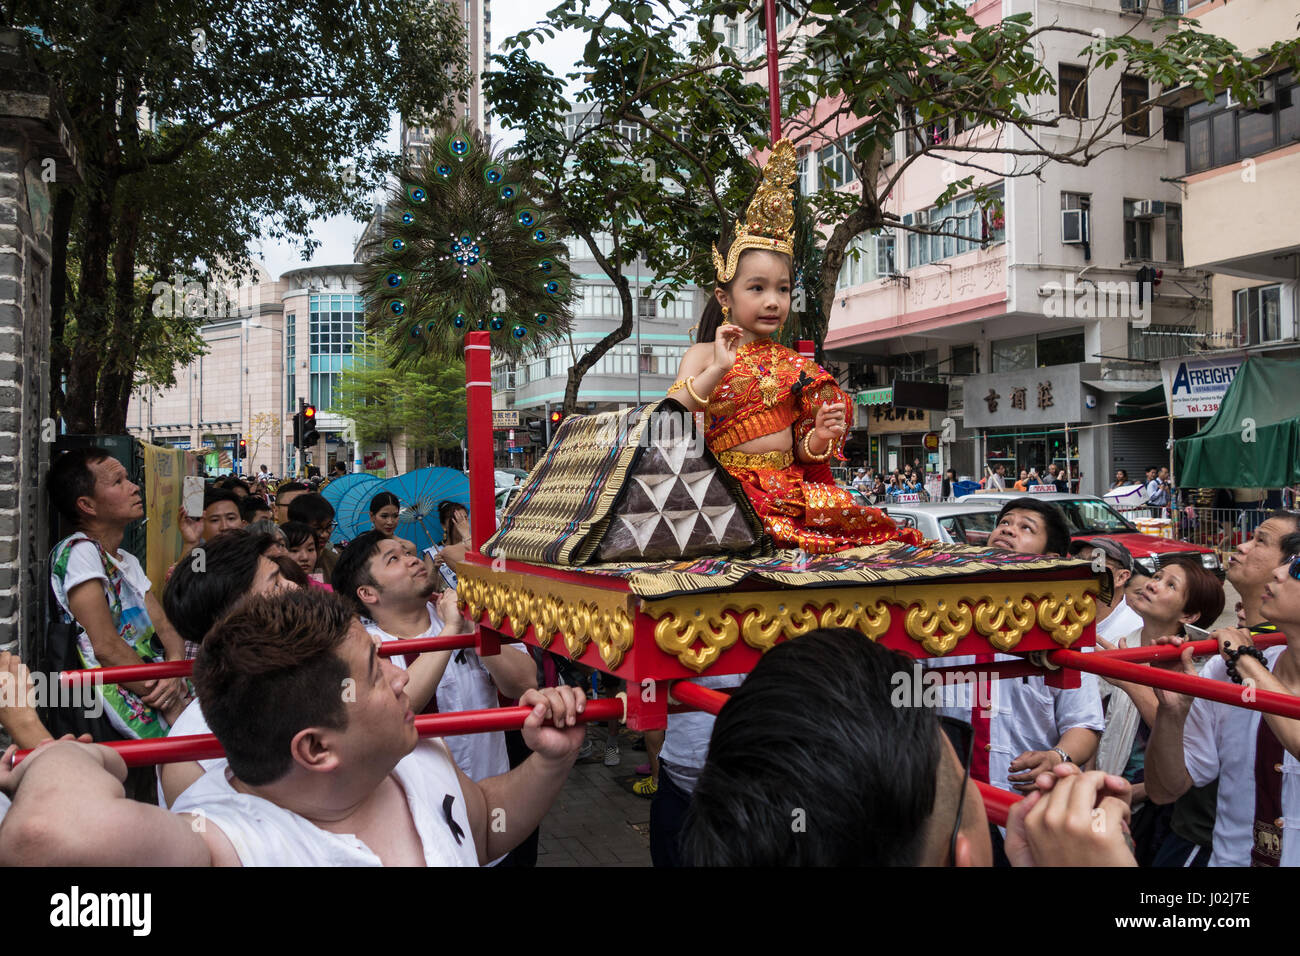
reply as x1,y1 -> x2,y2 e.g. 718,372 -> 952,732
482,398 -> 768,565
597,425 -> 759,561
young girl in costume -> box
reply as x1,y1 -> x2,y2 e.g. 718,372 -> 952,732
668,139 -> 922,554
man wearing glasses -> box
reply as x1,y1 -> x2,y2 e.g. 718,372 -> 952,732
1145,532 -> 1300,867
287,493 -> 342,578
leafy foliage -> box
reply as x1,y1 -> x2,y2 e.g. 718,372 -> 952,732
16,0 -> 471,432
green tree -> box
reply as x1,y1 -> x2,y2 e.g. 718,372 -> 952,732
490,0 -> 1299,368
484,1 -> 770,413
334,340 -> 467,473
17,0 -> 470,433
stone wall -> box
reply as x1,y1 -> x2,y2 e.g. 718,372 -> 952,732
0,34 -> 82,663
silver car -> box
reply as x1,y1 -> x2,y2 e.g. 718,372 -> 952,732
881,501 -> 1004,545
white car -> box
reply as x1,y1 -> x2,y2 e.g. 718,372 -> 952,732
495,485 -> 524,525
881,501 -> 1004,545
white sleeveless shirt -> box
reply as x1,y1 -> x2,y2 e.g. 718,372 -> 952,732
172,739 -> 480,866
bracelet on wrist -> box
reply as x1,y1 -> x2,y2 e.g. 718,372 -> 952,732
801,430 -> 832,462
1052,747 -> 1073,766
1224,644 -> 1268,684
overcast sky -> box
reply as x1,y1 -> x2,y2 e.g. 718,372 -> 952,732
252,2 -> 591,276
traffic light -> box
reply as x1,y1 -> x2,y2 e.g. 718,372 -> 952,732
301,403 -> 319,447
549,410 -> 564,427
238,437 -> 247,457
526,417 -> 545,444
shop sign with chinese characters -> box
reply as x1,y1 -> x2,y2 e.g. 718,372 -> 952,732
960,364 -> 1100,429
864,405 -> 933,435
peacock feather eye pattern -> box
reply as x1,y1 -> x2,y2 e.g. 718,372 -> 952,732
363,124 -> 574,364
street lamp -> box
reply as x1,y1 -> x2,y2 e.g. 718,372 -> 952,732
242,318 -> 286,477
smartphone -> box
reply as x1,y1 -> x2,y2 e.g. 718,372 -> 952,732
183,476 -> 205,518
1182,623 -> 1213,642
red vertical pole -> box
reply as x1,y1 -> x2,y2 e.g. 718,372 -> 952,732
465,331 -> 494,556
765,0 -> 781,141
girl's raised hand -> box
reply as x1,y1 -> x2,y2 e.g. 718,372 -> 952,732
815,400 -> 847,442
713,323 -> 743,372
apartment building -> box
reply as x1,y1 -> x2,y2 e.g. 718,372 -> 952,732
1166,0 -> 1298,359
126,264 -> 374,477
722,0 -> 1233,492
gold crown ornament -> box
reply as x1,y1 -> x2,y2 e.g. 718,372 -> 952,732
712,137 -> 797,284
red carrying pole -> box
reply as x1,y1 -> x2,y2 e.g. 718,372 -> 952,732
977,781 -> 1018,828
1053,647 -> 1300,720
56,632 -> 482,687
671,680 -> 728,715
764,0 -> 781,140
465,330 -> 495,557
13,697 -> 626,768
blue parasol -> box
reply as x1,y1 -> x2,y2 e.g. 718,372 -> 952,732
321,473 -> 381,544
333,478 -> 388,544
380,467 -> 471,554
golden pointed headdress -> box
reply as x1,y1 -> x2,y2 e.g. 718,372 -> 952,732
712,138 -> 797,284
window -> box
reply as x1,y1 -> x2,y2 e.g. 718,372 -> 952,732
836,231 -> 892,289
992,329 -> 1083,371
1164,203 -> 1183,264
992,334 -> 1035,373
1162,106 -> 1184,142
309,292 -> 365,411
775,1 -> 798,32
1059,64 -> 1088,119
1122,75 -> 1150,136
286,312 -> 296,411
1184,72 -> 1300,173
1123,199 -> 1153,260
902,183 -> 999,269
636,296 -> 657,319
1037,329 -> 1085,367
725,18 -> 739,49
797,150 -> 815,195
745,14 -> 764,55
950,344 -> 977,375
1235,284 -> 1283,345
816,132 -> 860,189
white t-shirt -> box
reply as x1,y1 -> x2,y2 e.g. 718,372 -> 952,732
366,603 -> 532,783
1183,646 -> 1300,867
987,472 -> 1007,491
933,654 -> 1105,794
172,739 -> 480,866
159,699 -> 226,807
1096,598 -> 1144,645
659,673 -> 746,794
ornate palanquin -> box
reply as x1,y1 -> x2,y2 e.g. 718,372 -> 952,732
456,547 -> 1101,730
459,332 -> 1101,730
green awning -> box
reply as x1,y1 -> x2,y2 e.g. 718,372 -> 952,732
855,386 -> 893,406
1116,383 -> 1166,415
1175,356 -> 1300,488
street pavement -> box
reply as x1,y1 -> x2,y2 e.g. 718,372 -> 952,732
536,727 -> 652,867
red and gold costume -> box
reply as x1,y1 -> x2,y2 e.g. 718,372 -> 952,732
704,338 -> 923,554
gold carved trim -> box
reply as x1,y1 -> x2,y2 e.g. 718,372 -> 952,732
458,566 -> 635,669
643,593 -> 891,673
900,583 -> 1098,656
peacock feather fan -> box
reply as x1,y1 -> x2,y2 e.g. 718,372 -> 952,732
361,125 -> 575,365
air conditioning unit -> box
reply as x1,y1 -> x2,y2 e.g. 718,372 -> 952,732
1062,208 -> 1089,244
1227,79 -> 1274,110
1133,199 -> 1166,218
639,345 -> 654,355
1119,0 -> 1146,12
